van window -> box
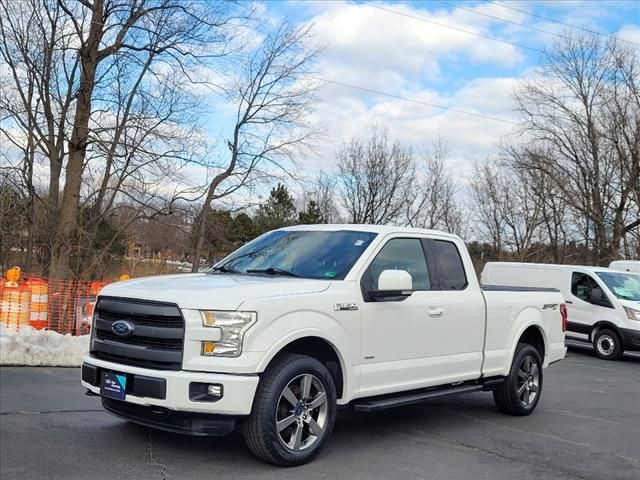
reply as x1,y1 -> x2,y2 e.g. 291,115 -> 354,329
595,271 -> 640,301
571,272 -> 601,303
431,240 -> 467,290
367,238 -> 431,291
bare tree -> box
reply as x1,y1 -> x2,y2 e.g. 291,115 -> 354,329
191,21 -> 321,271
406,139 -> 464,235
0,0 -> 245,278
305,172 -> 339,223
336,126 -> 414,225
470,158 -> 544,261
513,31 -> 640,264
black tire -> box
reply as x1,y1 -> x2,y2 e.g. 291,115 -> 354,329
592,328 -> 624,360
493,343 -> 543,416
243,354 -> 337,466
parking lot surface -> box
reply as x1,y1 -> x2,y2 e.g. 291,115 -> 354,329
1,346 -> 639,480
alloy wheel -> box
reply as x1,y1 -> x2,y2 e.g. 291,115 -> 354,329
516,355 -> 540,407
275,374 -> 329,451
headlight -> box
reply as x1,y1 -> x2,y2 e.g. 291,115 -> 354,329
200,311 -> 256,357
623,306 -> 640,321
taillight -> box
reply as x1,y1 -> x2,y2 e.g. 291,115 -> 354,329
560,304 -> 568,332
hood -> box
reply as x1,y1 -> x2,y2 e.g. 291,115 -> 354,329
619,298 -> 640,309
98,273 -> 331,310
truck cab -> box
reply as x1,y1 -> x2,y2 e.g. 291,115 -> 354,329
82,225 -> 566,465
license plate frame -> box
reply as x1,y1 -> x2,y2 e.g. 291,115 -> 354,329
100,371 -> 127,401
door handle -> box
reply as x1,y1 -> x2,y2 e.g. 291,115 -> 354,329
428,307 -> 444,317
565,300 -> 574,304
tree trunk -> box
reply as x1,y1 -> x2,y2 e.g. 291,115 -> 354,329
49,1 -> 104,279
191,182 -> 218,272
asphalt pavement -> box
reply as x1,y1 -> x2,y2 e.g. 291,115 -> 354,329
1,346 -> 639,480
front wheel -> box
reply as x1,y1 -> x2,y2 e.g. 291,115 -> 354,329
243,354 -> 337,466
593,328 -> 623,360
493,343 -> 543,416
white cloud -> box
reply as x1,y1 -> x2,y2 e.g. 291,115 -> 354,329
309,1 -> 524,90
302,75 -> 520,178
291,1 -> 529,178
617,24 -> 640,44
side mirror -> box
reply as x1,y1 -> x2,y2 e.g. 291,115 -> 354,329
589,287 -> 602,302
589,287 -> 609,306
370,270 -> 413,300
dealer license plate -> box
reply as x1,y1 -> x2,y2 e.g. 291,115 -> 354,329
100,371 -> 127,400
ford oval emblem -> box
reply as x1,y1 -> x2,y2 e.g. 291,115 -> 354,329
111,320 -> 134,337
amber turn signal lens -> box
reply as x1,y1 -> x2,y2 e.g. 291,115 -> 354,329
201,341 -> 216,355
202,311 -> 216,326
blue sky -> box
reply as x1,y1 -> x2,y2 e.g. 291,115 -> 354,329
148,1 -> 640,207
224,0 -> 639,182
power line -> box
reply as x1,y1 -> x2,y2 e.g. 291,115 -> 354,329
310,76 -> 518,126
493,1 -> 640,48
434,0 -> 569,40
364,2 -> 545,54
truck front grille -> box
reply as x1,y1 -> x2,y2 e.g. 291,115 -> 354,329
91,297 -> 184,371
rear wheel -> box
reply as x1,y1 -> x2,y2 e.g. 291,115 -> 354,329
593,329 -> 623,360
493,343 -> 543,416
243,354 -> 337,466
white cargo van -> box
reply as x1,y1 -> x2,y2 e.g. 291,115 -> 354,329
481,263 -> 640,360
609,260 -> 640,274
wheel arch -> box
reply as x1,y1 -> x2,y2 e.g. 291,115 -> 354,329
590,321 -> 623,342
260,335 -> 347,401
505,320 -> 549,372
518,325 -> 546,361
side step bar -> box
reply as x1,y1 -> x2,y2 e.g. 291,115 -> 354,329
352,384 -> 485,413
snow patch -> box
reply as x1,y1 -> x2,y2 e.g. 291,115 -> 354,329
0,326 -> 89,366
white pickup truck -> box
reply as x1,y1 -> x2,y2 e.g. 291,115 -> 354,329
82,225 -> 567,466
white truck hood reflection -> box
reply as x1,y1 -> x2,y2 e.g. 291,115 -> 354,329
98,273 -> 331,310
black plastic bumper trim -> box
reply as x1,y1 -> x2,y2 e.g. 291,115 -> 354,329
102,398 -> 236,436
621,327 -> 640,351
82,363 -> 166,400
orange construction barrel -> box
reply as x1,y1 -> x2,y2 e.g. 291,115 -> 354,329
0,283 -> 30,331
26,278 -> 49,330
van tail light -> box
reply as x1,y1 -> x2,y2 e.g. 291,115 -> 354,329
560,303 -> 568,332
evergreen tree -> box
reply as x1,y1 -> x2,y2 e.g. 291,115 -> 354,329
298,200 -> 324,224
231,213 -> 259,243
254,183 -> 297,233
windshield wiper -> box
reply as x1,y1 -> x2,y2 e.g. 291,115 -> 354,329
211,265 -> 240,274
617,294 -> 638,301
246,267 -> 299,277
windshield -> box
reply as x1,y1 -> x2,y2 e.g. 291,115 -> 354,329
211,230 -> 378,280
595,271 -> 640,302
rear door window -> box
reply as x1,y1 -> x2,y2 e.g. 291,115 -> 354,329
430,240 -> 468,290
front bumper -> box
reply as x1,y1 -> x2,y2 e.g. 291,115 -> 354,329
621,328 -> 640,351
101,397 -> 237,436
81,355 -> 259,417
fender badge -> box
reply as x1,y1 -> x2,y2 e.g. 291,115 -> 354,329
334,303 -> 358,311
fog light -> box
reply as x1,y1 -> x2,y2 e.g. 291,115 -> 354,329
207,384 -> 223,397
202,341 -> 216,355
189,382 -> 223,402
